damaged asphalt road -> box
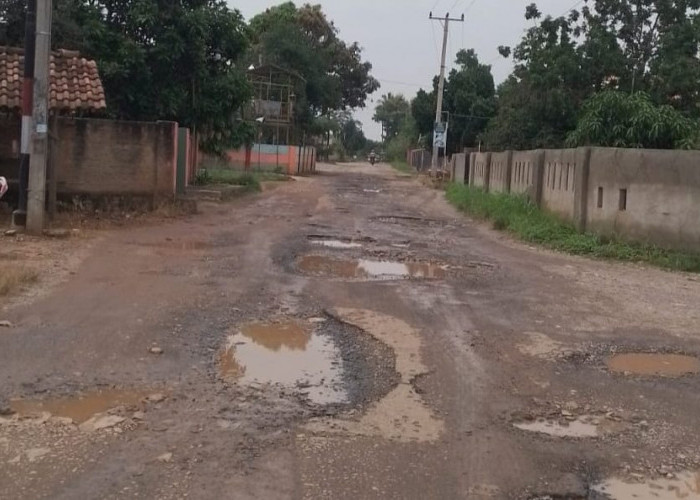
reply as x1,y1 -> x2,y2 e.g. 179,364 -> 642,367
1,162 -> 700,499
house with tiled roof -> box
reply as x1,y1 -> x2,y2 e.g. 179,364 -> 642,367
0,46 -> 191,211
0,46 -> 106,114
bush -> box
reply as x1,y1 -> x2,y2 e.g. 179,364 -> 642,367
446,183 -> 700,272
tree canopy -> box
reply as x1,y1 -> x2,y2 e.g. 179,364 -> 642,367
1,0 -> 254,154
247,2 -> 379,138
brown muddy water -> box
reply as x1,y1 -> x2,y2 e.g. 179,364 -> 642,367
298,255 -> 447,280
219,320 -> 347,405
11,389 -> 150,423
593,470 -> 700,499
606,353 -> 700,377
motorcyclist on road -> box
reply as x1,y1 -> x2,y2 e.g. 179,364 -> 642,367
369,150 -> 377,165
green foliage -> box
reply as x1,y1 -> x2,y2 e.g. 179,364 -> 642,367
446,183 -> 700,272
194,169 -> 212,186
412,50 -> 496,154
482,1 -> 700,151
567,91 -> 699,148
384,115 -> 418,162
248,2 -> 379,137
0,0 -> 253,155
373,93 -> 411,140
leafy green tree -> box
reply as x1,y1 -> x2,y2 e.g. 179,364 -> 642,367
248,2 -> 379,137
373,92 -> 410,140
567,91 -> 698,149
483,8 -> 586,150
442,49 -> 497,152
0,0 -> 253,154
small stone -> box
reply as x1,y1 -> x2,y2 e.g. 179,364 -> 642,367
149,347 -> 163,355
132,411 -> 145,420
79,415 -> 125,432
0,321 -> 12,328
4,229 -> 17,236
26,448 -> 50,462
157,452 -> 173,463
561,410 -> 573,417
146,393 -> 166,404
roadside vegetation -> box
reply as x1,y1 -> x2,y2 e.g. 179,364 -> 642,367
390,161 -> 415,174
194,169 -> 289,192
0,265 -> 38,296
446,183 -> 700,273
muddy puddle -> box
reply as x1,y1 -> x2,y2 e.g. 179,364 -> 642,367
298,255 -> 447,280
219,320 -> 347,405
593,470 -> 700,499
514,418 -> 599,438
606,353 -> 700,377
308,238 -> 362,249
514,414 -> 627,439
11,389 -> 150,423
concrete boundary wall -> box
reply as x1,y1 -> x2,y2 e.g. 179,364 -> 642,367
453,153 -> 467,184
470,152 -> 491,189
464,145 -> 700,251
489,151 -> 512,193
54,117 -> 178,197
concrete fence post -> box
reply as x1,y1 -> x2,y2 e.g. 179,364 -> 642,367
483,152 -> 492,193
468,152 -> 476,187
533,149 -> 545,207
573,146 -> 591,232
504,150 -> 513,193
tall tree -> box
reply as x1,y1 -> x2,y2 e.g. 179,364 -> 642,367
373,93 -> 410,140
248,2 -> 379,136
0,0 -> 254,154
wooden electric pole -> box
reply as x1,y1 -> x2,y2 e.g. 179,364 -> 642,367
26,0 -> 52,234
429,12 -> 464,176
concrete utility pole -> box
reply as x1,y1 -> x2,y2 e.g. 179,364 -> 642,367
26,0 -> 52,234
12,0 -> 37,227
429,12 -> 464,176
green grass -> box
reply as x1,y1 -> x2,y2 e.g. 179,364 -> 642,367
390,160 -> 415,174
446,183 -> 700,273
195,169 -> 289,192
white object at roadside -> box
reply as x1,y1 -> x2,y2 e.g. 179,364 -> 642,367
0,177 -> 7,199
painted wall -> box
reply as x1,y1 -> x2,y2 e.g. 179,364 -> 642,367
224,144 -> 316,175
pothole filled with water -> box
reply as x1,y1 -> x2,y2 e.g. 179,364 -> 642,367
218,320 -> 347,405
606,353 -> 700,377
11,389 -> 150,423
297,255 -> 447,280
513,414 -> 626,439
308,237 -> 362,249
593,470 -> 700,499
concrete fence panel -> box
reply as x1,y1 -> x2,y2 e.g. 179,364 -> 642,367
541,149 -> 579,222
471,152 -> 491,190
511,150 -> 544,204
586,147 -> 700,250
489,151 -> 512,193
453,153 -> 468,184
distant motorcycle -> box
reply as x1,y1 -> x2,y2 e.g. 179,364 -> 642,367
369,153 -> 377,166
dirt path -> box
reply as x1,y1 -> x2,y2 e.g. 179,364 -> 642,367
1,163 -> 700,499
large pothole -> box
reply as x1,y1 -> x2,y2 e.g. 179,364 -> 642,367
10,388 -> 155,424
297,255 -> 448,280
592,470 -> 700,499
217,316 -> 398,408
606,353 -> 700,377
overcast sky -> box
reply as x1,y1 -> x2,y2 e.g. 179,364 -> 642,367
230,0 -> 582,140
